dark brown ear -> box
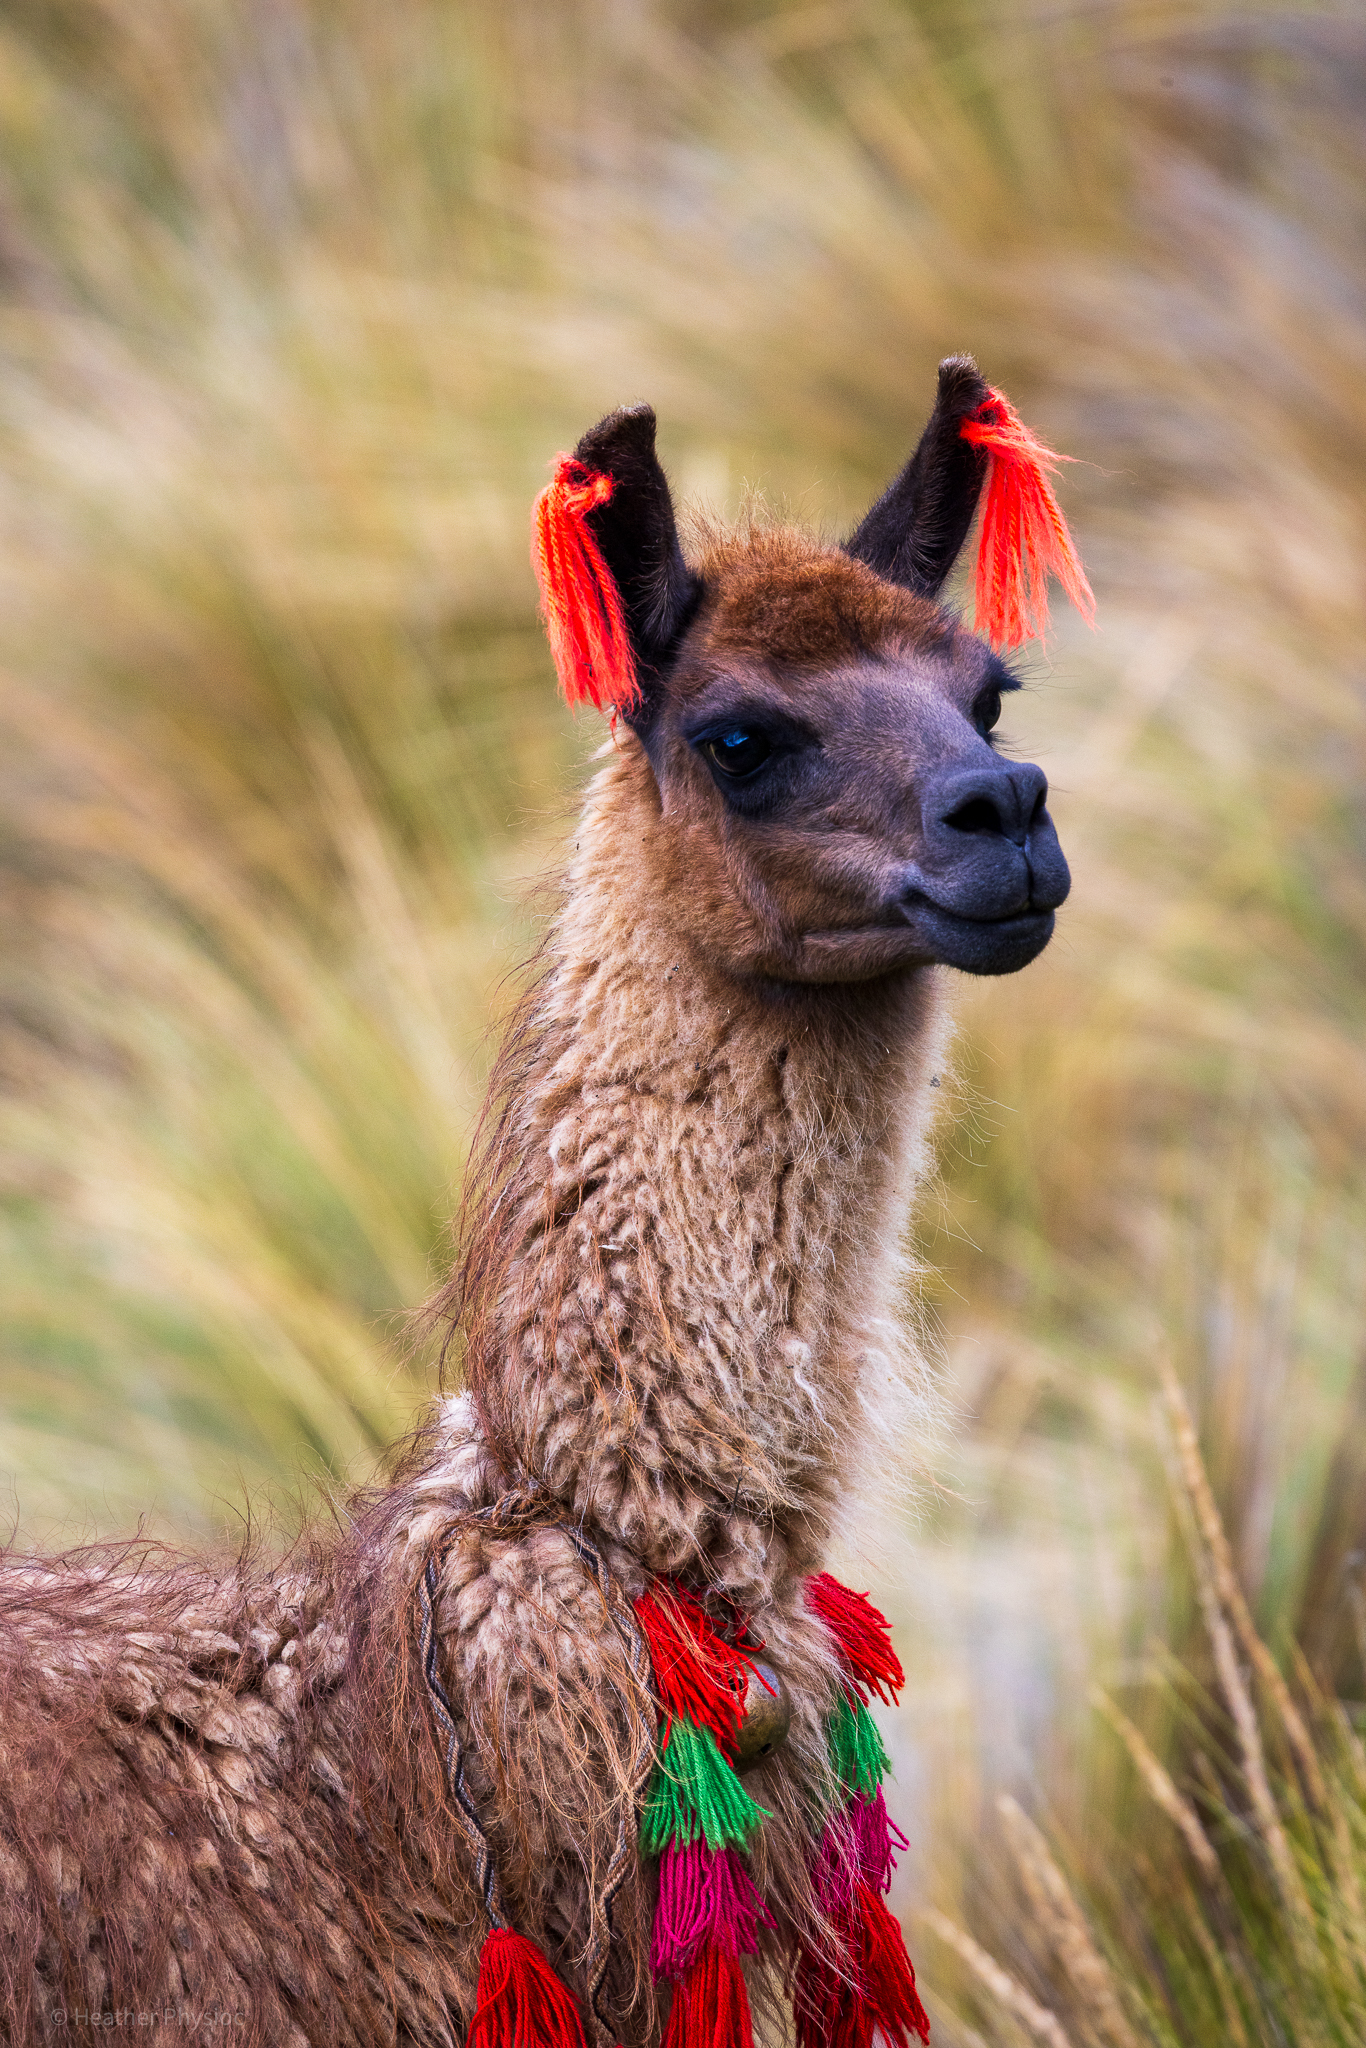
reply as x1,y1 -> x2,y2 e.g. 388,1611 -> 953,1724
845,355 -> 990,598
573,405 -> 701,713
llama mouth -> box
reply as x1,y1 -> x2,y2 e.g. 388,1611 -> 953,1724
897,895 -> 1057,976
786,900 -> 1055,982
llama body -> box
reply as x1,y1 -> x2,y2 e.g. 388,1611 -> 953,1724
0,802 -> 933,2040
0,361 -> 1084,2044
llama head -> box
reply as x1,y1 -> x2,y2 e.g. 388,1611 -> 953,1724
538,356 -> 1080,985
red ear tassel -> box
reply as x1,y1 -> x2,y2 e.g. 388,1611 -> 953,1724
959,388 -> 1096,651
532,456 -> 642,715
467,1929 -> 589,2048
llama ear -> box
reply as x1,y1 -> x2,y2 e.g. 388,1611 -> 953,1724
568,404 -> 700,715
844,354 -> 991,598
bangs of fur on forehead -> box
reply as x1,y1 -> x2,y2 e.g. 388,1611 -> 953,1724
679,505 -> 955,676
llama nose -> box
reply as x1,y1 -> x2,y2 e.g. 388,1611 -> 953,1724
930,761 -> 1048,846
912,757 -> 1070,921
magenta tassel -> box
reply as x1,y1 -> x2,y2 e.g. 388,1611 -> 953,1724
850,1788 -> 908,1896
652,1841 -> 773,1981
812,1791 -> 909,1918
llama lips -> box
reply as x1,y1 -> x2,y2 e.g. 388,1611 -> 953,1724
897,895 -> 1057,976
894,812 -> 1072,974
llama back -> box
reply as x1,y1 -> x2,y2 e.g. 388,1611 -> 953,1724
0,1534 -> 477,2045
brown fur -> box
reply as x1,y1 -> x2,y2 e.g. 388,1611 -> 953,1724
694,523 -> 951,671
0,521 -> 1048,2044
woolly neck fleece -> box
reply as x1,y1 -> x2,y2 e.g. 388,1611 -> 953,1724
432,732 -> 949,1613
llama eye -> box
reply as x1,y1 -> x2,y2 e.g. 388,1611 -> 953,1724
974,689 -> 1002,736
703,729 -> 773,778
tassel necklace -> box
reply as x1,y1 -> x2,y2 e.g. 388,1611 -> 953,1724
633,1584 -> 774,2044
420,1531 -> 929,2047
794,1574 -> 930,2047
634,1572 -> 930,2048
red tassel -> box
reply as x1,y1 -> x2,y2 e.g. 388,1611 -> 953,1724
794,1937 -> 872,2048
661,1942 -> 755,2048
794,1889 -> 930,2048
860,1886 -> 931,2047
636,1583 -> 759,1756
467,1929 -> 589,2048
806,1573 -> 905,1707
532,456 -> 642,715
959,387 -> 1095,651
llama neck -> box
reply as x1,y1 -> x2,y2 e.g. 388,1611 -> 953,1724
460,740 -> 945,1608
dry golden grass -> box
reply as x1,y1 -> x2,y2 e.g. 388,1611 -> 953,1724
921,1370 -> 1366,2043
0,0 -> 1362,2033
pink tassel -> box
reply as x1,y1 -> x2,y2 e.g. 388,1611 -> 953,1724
850,1789 -> 908,1897
812,1826 -> 862,1922
653,1841 -> 773,1981
812,1794 -> 909,1922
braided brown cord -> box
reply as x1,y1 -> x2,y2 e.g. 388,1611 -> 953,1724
416,1495 -> 656,2048
417,1546 -> 508,1931
556,1523 -> 658,2046
415,1485 -> 554,1929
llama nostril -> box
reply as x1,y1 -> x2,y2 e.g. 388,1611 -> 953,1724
927,761 -> 1049,851
945,795 -> 1004,836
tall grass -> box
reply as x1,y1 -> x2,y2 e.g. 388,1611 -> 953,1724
921,1365 -> 1366,2044
0,0 -> 1362,2031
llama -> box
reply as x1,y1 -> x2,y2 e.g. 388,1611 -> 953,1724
0,356 -> 1089,2047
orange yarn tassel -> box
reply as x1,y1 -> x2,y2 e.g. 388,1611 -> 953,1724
532,456 -> 642,715
661,1942 -> 755,2048
467,1929 -> 589,2048
960,388 -> 1095,650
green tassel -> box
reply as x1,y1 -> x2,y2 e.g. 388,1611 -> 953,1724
828,1691 -> 891,1797
640,1717 -> 772,1854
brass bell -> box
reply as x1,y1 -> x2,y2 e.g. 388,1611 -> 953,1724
732,1659 -> 791,1776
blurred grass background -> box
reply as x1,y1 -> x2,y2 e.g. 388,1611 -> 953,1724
0,0 -> 1363,2036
